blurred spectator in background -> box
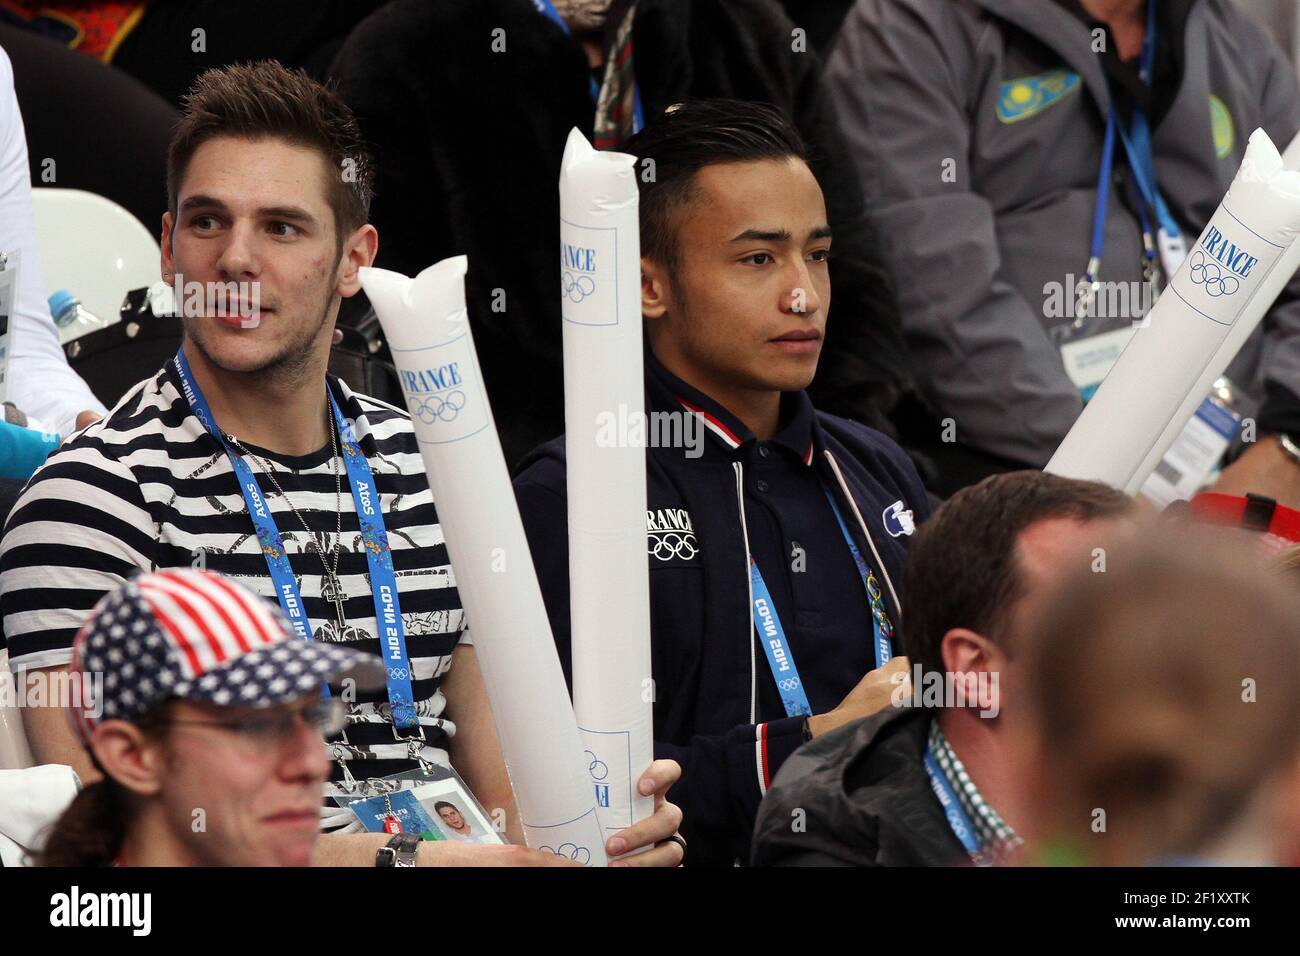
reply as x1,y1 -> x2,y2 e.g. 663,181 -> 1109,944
0,41 -> 104,504
329,0 -> 914,470
828,1 -> 1300,503
0,22 -> 175,230
39,569 -> 386,867
752,471 -> 1136,865
2,1 -> 385,231
0,1 -> 387,107
775,0 -> 855,60
1009,529 -> 1300,866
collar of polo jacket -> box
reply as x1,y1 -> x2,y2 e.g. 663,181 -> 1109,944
644,348 -> 816,466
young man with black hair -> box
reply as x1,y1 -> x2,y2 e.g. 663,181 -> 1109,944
751,470 -> 1137,866
3,60 -> 683,867
515,99 -> 930,865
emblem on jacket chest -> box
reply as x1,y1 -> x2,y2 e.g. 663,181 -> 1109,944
646,507 -> 698,561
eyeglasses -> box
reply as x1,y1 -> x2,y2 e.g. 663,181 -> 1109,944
161,697 -> 347,750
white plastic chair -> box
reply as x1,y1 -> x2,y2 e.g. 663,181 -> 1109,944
31,187 -> 161,333
0,648 -> 34,770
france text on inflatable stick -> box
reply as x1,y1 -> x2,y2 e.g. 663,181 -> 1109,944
359,257 -> 607,866
558,128 -> 655,842
1129,130 -> 1300,495
1046,129 -> 1300,490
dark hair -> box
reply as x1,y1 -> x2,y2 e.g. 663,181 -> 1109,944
901,471 -> 1133,682
38,704 -> 173,867
623,99 -> 808,270
1023,530 -> 1300,863
434,801 -> 458,814
166,60 -> 374,247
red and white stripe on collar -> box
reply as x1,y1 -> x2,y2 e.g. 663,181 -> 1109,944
676,397 -> 743,449
755,723 -> 773,795
676,396 -> 814,466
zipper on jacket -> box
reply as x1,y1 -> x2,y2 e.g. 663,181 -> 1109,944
823,449 -> 904,621
733,461 -> 758,725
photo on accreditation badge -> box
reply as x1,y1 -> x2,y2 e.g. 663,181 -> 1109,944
411,779 -> 505,846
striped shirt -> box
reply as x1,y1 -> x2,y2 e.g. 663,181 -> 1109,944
0,362 -> 468,797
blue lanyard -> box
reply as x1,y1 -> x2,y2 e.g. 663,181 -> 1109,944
1085,110 -> 1118,287
1085,2 -> 1177,289
532,0 -> 645,134
171,350 -> 419,731
923,745 -> 991,867
747,484 -> 895,719
1119,0 -> 1181,239
749,557 -> 813,718
822,488 -> 895,669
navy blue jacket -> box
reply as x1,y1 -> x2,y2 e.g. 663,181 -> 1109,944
513,359 -> 931,865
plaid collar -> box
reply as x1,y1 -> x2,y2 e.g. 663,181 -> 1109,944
928,720 -> 1023,861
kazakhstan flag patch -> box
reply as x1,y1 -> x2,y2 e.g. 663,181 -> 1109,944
1209,95 -> 1234,158
996,69 -> 1080,124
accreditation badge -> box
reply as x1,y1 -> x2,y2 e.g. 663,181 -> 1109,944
1058,325 -> 1137,401
1139,395 -> 1241,509
1156,227 -> 1188,282
332,764 -> 506,845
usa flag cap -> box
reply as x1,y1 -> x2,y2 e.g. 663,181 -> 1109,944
67,568 -> 385,743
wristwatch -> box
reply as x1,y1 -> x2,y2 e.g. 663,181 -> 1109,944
1278,433 -> 1300,466
375,833 -> 421,867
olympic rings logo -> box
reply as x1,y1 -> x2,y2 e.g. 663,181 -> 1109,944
648,531 -> 698,561
407,389 -> 466,423
539,843 -> 592,865
387,667 -> 410,680
1188,251 -> 1241,297
562,271 -> 596,303
585,750 -> 609,781
778,678 -> 801,692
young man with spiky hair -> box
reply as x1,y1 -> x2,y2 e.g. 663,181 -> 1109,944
2,60 -> 682,867
515,99 -> 932,865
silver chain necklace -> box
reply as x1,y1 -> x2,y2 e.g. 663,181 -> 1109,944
225,405 -> 348,630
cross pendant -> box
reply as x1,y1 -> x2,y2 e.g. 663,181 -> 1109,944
322,575 -> 346,632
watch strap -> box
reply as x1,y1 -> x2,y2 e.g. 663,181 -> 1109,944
375,833 -> 421,867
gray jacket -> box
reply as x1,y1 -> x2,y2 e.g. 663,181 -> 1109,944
827,0 -> 1300,466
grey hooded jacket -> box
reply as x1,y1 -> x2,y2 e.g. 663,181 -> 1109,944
827,0 -> 1300,466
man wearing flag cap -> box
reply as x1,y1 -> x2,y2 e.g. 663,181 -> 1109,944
40,569 -> 385,867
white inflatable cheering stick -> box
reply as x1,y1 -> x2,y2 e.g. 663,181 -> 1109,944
360,256 -> 607,865
1047,129 -> 1300,492
558,128 -> 655,845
